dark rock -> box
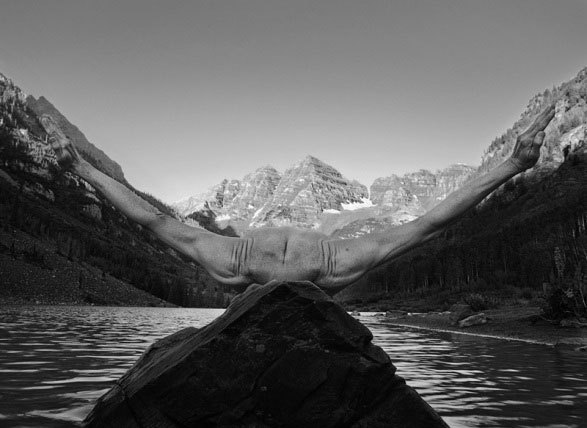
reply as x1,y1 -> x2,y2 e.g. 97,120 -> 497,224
458,313 -> 488,328
449,303 -> 474,325
83,281 -> 448,428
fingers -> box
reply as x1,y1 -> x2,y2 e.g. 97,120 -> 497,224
528,105 -> 555,134
533,131 -> 546,147
41,115 -> 70,149
49,139 -> 62,152
40,115 -> 58,133
40,114 -> 67,140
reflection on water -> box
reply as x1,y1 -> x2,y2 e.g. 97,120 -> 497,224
0,307 -> 585,428
361,317 -> 587,428
0,306 -> 223,428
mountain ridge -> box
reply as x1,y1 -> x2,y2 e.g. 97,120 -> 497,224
172,157 -> 478,235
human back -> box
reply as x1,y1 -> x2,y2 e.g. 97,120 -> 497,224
243,226 -> 328,284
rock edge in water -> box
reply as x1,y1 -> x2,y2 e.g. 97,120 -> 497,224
83,281 -> 448,427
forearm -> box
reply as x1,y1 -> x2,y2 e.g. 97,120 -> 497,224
72,160 -> 161,226
422,159 -> 521,230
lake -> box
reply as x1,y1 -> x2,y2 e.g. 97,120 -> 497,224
0,306 -> 585,428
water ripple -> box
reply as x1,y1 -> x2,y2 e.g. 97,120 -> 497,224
0,306 -> 586,428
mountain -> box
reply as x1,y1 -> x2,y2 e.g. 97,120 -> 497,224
174,156 -> 370,232
224,166 -> 281,221
0,72 -> 228,307
250,155 -> 368,228
175,166 -> 281,222
329,164 -> 477,239
174,155 -> 476,235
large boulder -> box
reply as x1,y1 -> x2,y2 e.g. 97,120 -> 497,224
83,281 -> 448,428
449,303 -> 474,325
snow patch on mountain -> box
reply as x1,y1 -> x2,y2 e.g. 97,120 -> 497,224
341,198 -> 374,211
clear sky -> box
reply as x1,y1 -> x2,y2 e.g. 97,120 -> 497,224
1,0 -> 586,203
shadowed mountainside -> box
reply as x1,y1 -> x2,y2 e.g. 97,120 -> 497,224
0,73 -> 231,307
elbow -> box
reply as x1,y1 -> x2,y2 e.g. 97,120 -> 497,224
416,217 -> 445,242
144,212 -> 167,231
423,228 -> 444,243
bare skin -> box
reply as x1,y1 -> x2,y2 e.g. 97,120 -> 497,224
40,106 -> 555,293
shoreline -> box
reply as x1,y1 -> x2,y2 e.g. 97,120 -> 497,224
382,319 -> 559,346
355,307 -> 587,350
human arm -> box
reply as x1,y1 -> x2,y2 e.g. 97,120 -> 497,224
418,105 -> 555,232
40,115 -> 251,285
317,105 -> 555,289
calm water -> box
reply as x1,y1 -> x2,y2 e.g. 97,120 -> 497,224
0,307 -> 585,428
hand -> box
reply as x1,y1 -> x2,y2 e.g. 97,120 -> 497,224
40,114 -> 84,171
509,105 -> 555,171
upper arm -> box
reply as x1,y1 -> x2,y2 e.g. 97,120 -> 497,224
370,217 -> 442,266
318,217 -> 439,288
146,215 -> 251,285
146,214 -> 202,258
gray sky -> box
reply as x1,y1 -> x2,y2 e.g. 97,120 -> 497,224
1,0 -> 586,202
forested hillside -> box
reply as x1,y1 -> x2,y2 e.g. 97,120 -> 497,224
0,73 -> 230,307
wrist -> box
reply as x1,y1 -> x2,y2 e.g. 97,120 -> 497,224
503,158 -> 525,175
71,159 -> 92,177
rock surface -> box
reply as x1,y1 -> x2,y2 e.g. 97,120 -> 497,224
458,313 -> 488,328
83,281 -> 448,428
449,303 -> 474,325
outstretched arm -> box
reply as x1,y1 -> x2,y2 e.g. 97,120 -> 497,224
416,105 -> 555,232
318,105 -> 556,289
41,115 -> 251,286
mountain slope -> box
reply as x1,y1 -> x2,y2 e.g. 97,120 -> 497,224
0,73 -> 228,307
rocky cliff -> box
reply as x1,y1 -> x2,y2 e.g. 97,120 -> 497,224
174,156 -> 474,235
175,166 -> 282,222
369,164 -> 476,217
251,155 -> 368,228
174,156 -> 369,231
